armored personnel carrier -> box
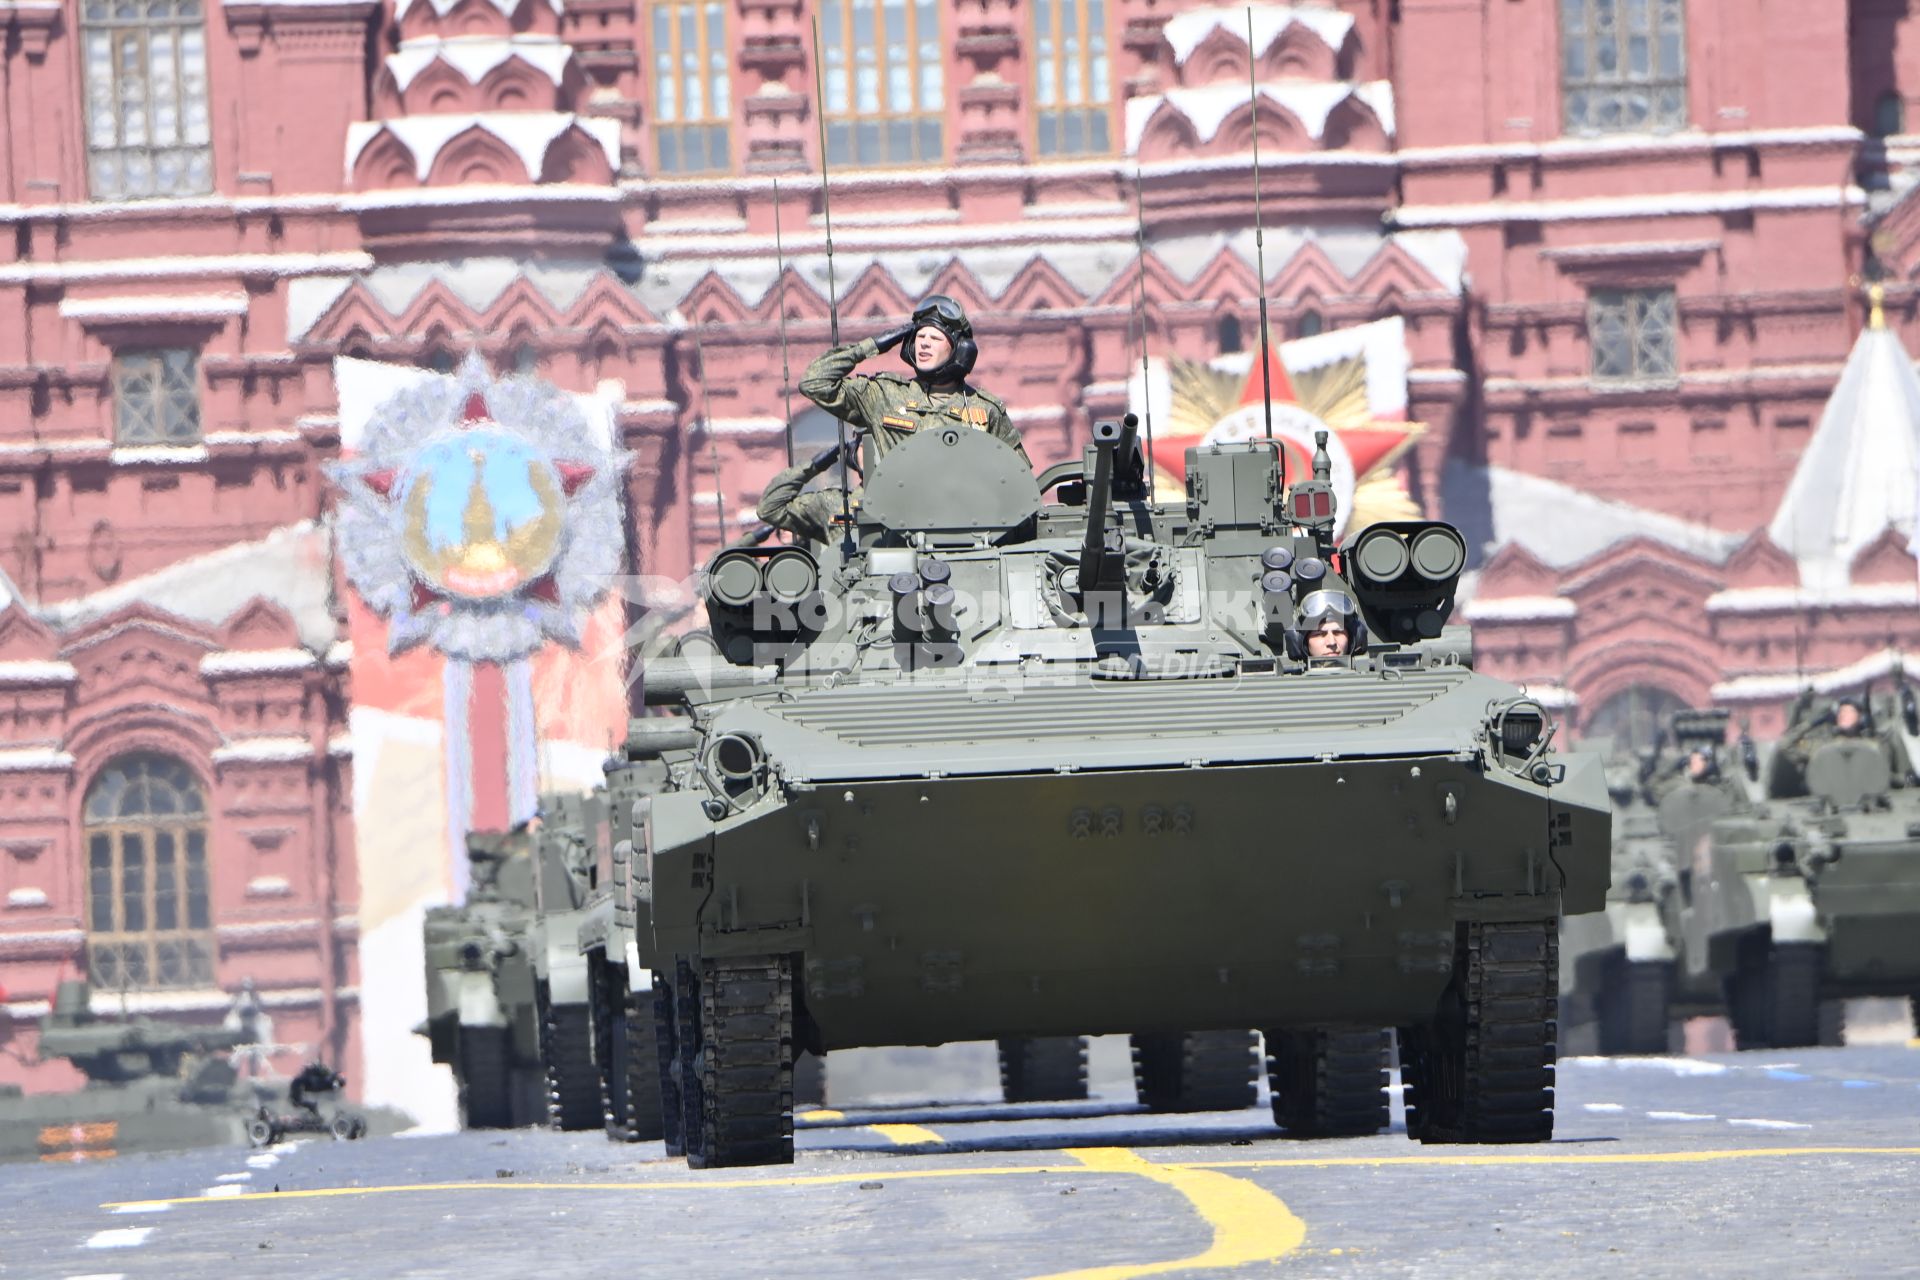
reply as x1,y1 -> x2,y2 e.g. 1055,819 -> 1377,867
633,418 -> 1609,1167
1686,690 -> 1920,1048
1561,711 -> 1733,1054
529,790 -> 610,1130
418,828 -> 549,1128
1,979 -> 255,1162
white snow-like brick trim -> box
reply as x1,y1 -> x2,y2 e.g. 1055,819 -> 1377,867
111,445 -> 210,465
1160,4 -> 1355,64
1125,80 -> 1394,154
217,918 -> 318,940
200,648 -> 319,677
325,639 -> 354,667
1522,684 -> 1579,710
345,112 -> 619,182
328,733 -> 353,757
386,35 -> 576,92
6,888 -> 48,908
1009,404 -> 1066,422
0,748 -> 75,771
1463,595 -> 1578,622
247,875 -> 294,897
212,736 -> 314,764
204,429 -> 303,447
1395,185 -> 1866,227
1397,125 -> 1864,168
340,183 -> 621,212
1705,583 -> 1920,613
0,660 -> 78,685
1408,367 -> 1468,384
60,292 -> 249,323
1712,648 -> 1920,702
0,252 -> 371,286
395,0 -> 558,18
703,416 -> 787,436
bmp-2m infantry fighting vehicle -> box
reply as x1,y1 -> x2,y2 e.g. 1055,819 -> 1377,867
419,825 -> 593,1128
0,979 -> 254,1163
631,415 -> 1610,1167
1681,690 -> 1920,1048
1561,710 -> 1734,1055
529,790 -> 612,1130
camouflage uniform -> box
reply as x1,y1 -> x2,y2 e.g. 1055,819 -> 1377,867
756,462 -> 859,545
799,337 -> 1029,468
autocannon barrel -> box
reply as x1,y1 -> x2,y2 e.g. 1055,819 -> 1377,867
1078,419 -> 1125,596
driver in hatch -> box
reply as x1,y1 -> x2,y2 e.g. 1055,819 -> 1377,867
798,295 -> 1029,471
1293,589 -> 1365,660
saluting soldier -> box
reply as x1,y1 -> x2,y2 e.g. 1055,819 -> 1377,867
756,441 -> 860,545
798,295 -> 1028,469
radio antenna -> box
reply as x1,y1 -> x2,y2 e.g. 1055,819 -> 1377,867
772,177 -> 796,467
1130,165 -> 1156,495
810,15 -> 852,537
1246,6 -> 1280,489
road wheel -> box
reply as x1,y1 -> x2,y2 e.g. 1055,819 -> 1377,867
456,1026 -> 515,1129
1724,938 -> 1772,1049
1765,943 -> 1823,1048
685,954 -> 794,1170
1131,1030 -> 1258,1112
793,1052 -> 829,1109
246,1116 -> 275,1147
1597,958 -> 1672,1056
328,1114 -> 357,1141
1267,1028 -> 1389,1137
539,982 -> 601,1132
998,1037 -> 1088,1103
1403,920 -> 1557,1144
653,967 -> 685,1156
622,979 -> 666,1141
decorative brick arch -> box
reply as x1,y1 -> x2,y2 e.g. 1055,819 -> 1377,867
1136,105 -> 1201,164
1212,100 -> 1311,155
1185,27 -> 1260,87
1321,96 -> 1390,152
1259,23 -> 1342,81
352,131 -> 422,190
1566,645 -> 1720,727
537,125 -> 614,184
425,125 -> 528,185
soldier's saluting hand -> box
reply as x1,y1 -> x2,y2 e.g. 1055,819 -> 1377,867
799,295 -> 1028,470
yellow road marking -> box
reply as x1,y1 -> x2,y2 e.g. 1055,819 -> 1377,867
796,1109 -> 845,1124
1176,1145 -> 1920,1172
1907,1038 -> 1920,1049
868,1123 -> 942,1146
1026,1148 -> 1306,1280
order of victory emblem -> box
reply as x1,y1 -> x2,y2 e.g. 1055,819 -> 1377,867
329,357 -> 624,663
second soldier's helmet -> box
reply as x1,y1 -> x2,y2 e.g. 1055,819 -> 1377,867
901,294 -> 979,381
1283,588 -> 1367,661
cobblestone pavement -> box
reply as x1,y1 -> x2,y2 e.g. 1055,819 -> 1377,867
6,1038 -> 1919,1280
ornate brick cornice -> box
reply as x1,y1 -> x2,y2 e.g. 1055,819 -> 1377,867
3,0 -> 61,62
223,0 -> 378,57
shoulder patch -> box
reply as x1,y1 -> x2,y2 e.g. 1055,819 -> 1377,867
872,371 -> 912,385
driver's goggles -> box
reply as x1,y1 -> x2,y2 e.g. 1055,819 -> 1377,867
1298,589 -> 1357,625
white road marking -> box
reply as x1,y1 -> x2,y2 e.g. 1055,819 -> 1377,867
1647,1111 -> 1717,1121
109,1204 -> 170,1215
66,1273 -> 127,1279
82,1228 -> 152,1249
1582,1103 -> 1625,1113
1563,1055 -> 1729,1076
246,1154 -> 279,1168
1727,1118 -> 1813,1130
199,1185 -> 247,1198
214,1172 -> 252,1183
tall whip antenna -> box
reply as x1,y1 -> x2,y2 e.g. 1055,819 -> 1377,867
810,14 -> 852,535
1130,165 -> 1156,492
773,177 -> 796,466
1246,6 -> 1279,479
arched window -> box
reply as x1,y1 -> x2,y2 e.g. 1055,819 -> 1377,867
1216,313 -> 1244,354
1582,684 -> 1688,752
1873,91 -> 1905,139
1296,309 -> 1325,339
84,754 -> 213,990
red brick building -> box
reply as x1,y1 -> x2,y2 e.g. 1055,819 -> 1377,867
4,0 -> 1920,1095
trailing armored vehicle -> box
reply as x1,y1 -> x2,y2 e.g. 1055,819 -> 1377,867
529,790 -> 610,1130
1561,711 -> 1732,1054
418,828 -> 549,1128
0,979 -> 256,1162
629,415 -> 1609,1168
1684,690 -> 1920,1048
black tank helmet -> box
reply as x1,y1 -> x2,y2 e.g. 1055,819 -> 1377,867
901,294 -> 979,383
1282,587 -> 1367,661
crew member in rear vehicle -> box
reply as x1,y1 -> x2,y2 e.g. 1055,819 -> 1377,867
799,295 -> 1028,471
